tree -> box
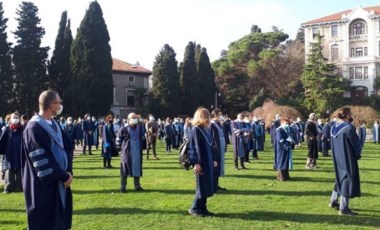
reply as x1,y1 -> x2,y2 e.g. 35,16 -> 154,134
65,1 -> 113,117
13,1 -> 49,115
196,45 -> 216,109
301,34 -> 349,116
0,2 -> 13,113
48,11 -> 72,98
180,41 -> 198,115
150,44 -> 181,117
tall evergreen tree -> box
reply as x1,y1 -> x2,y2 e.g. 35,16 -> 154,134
196,45 -> 216,108
48,11 -> 72,98
180,41 -> 198,115
301,34 -> 349,116
65,1 -> 113,116
150,44 -> 181,117
0,2 -> 13,113
13,1 -> 49,115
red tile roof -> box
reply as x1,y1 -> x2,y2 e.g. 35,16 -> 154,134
112,58 -> 152,74
302,5 -> 380,25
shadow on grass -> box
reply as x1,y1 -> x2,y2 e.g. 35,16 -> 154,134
75,175 -> 119,179
0,220 -> 23,225
217,210 -> 380,228
225,174 -> 335,183
0,208 -> 25,213
74,207 -> 180,216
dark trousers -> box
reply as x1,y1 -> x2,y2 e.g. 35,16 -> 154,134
4,169 -> 22,192
83,144 -> 92,155
120,176 -> 141,190
165,139 -> 172,152
146,138 -> 157,158
191,196 -> 207,212
234,156 -> 245,168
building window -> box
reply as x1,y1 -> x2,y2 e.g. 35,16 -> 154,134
128,76 -> 135,83
331,44 -> 339,61
127,90 -> 135,106
352,22 -> 365,35
349,67 -> 354,79
355,67 -> 362,79
331,25 -> 338,37
364,47 -> 368,56
351,48 -> 355,57
356,47 -> 363,57
364,66 -> 368,79
312,27 -> 319,38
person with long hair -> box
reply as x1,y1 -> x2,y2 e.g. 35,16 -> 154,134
329,107 -> 362,216
188,107 -> 217,217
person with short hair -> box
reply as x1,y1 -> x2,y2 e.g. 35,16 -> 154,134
102,114 -> 116,169
305,113 -> 318,169
372,120 -> 379,144
275,117 -> 293,181
21,90 -> 73,229
183,117 -> 192,141
82,113 -> 95,155
164,118 -> 174,153
117,113 -> 144,193
329,107 -> 362,216
321,119 -> 331,157
188,107 -> 217,217
145,114 -> 158,160
231,113 -> 250,170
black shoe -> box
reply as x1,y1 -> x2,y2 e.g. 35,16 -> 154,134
329,201 -> 339,210
188,209 -> 205,217
120,189 -> 126,193
241,165 -> 247,169
135,186 -> 145,192
202,210 -> 215,216
339,209 -> 358,216
217,186 -> 227,191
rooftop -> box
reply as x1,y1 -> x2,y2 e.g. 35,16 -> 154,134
112,58 -> 152,74
302,5 -> 380,26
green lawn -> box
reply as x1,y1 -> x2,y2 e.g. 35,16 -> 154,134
1,137 -> 379,230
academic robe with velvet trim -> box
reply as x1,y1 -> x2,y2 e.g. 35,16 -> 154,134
210,121 -> 225,177
117,124 -> 143,177
231,120 -> 247,158
331,122 -> 362,198
0,126 -> 23,170
275,127 -> 291,170
82,120 -> 95,145
21,120 -> 73,230
189,126 -> 215,199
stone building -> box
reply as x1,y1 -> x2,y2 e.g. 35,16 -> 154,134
302,5 -> 380,102
111,58 -> 152,118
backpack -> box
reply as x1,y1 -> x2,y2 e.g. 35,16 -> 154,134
178,138 -> 191,170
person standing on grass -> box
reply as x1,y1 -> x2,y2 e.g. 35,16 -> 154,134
21,90 -> 73,230
305,113 -> 318,169
321,119 -> 331,157
372,120 -> 379,144
0,112 -> 24,193
92,116 -> 99,150
183,117 -> 192,141
164,118 -> 174,153
358,121 -> 366,147
117,112 -> 144,193
329,107 -> 362,216
63,117 -> 76,156
210,109 -> 227,192
275,117 -> 293,181
231,112 -> 250,170
102,113 -> 116,169
188,107 -> 217,217
145,114 -> 159,160
82,113 -> 95,155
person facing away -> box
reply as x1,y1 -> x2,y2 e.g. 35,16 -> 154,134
210,109 -> 227,192
329,107 -> 362,216
145,114 -> 159,160
358,121 -> 366,147
92,116 -> 99,150
305,113 -> 318,169
321,119 -> 331,157
231,112 -> 250,170
372,120 -> 379,144
117,112 -> 144,193
21,90 -> 73,230
164,118 -> 174,153
0,112 -> 24,193
275,117 -> 293,181
188,107 -> 217,217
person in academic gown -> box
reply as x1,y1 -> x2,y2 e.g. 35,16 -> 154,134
210,109 -> 227,192
75,118 -> 84,147
358,121 -> 366,147
252,117 -> 262,159
117,113 -> 144,192
92,116 -> 99,150
231,113 -> 250,170
275,117 -> 293,181
82,113 -> 95,155
0,112 -> 23,193
164,118 -> 174,153
102,114 -> 116,169
305,113 -> 318,169
321,119 -> 331,157
316,119 -> 324,153
188,108 -> 217,217
329,107 -> 361,216
21,90 -> 73,230
271,114 -> 281,169
63,117 -> 76,155
372,121 -> 379,144
223,117 -> 231,145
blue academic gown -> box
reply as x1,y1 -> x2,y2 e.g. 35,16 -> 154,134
21,118 -> 73,230
0,126 -> 23,171
321,123 -> 331,155
231,120 -> 247,158
271,120 -> 281,169
63,124 -> 76,152
82,120 -> 95,145
359,126 -> 366,147
331,122 -> 361,198
275,127 -> 291,170
118,125 -> 143,177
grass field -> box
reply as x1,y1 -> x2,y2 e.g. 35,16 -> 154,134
0,137 -> 379,230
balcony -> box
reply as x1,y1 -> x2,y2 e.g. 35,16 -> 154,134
349,34 -> 368,40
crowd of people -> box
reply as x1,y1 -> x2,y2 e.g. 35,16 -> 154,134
0,90 -> 368,229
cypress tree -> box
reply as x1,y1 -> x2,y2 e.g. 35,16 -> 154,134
48,11 -> 72,98
0,2 -> 13,113
65,1 -> 113,117
150,44 -> 181,117
180,41 -> 198,115
196,45 -> 216,109
13,1 -> 49,115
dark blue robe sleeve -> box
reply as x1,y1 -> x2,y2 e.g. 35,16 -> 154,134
348,126 -> 362,160
23,123 -> 69,185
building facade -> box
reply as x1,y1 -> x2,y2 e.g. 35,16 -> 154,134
302,5 -> 380,101
111,58 -> 152,118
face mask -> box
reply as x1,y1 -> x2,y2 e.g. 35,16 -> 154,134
92,118 -> 96,122
67,120 -> 73,125
87,117 -> 91,121
149,116 -> 155,121
131,118 -> 138,125
139,119 -> 144,122
56,105 -> 63,116
219,115 -> 224,121
12,118 -> 19,124
244,118 -> 250,123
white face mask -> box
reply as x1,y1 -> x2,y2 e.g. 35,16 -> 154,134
92,118 -> 96,122
131,118 -> 138,125
244,118 -> 250,123
56,105 -> 63,116
219,115 -> 224,121
149,116 -> 155,121
12,118 -> 20,124
67,120 -> 73,125
87,117 -> 91,121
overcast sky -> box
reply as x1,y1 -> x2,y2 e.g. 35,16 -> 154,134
2,0 -> 379,69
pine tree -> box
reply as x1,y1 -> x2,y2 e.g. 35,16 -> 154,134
196,45 -> 216,108
180,41 -> 198,115
301,34 -> 349,116
150,44 -> 181,117
65,1 -> 113,117
0,2 -> 13,113
13,1 -> 49,115
48,11 -> 72,98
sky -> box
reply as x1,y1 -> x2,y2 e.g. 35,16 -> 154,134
2,0 -> 380,70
